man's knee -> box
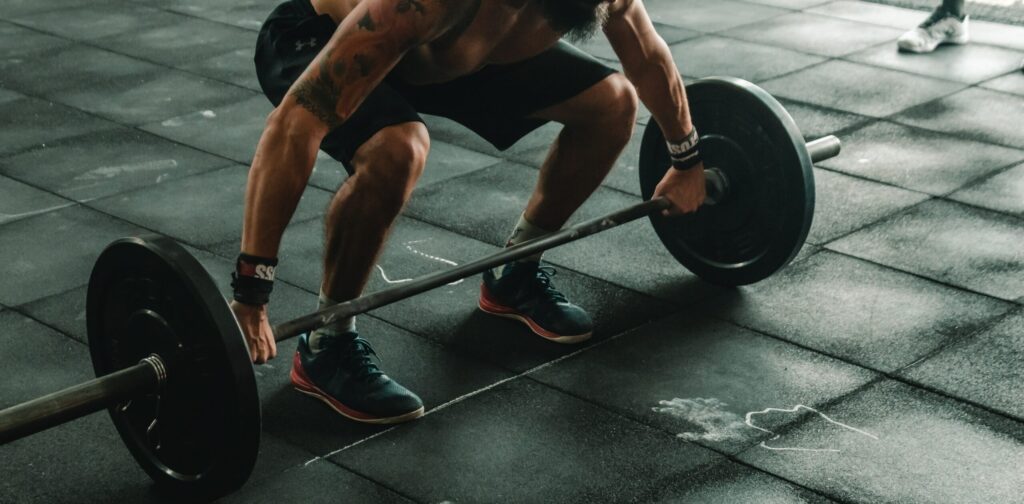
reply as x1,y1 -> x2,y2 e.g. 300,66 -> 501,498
580,74 -> 638,143
601,73 -> 640,124
351,122 -> 430,208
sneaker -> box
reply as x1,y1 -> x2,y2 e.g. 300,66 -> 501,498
479,262 -> 593,344
898,9 -> 969,53
290,332 -> 424,424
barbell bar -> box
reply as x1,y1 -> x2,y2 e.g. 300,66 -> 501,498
0,76 -> 840,501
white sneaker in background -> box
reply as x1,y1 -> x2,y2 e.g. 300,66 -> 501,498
897,10 -> 970,53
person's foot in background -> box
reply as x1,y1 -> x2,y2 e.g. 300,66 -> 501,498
898,0 -> 969,53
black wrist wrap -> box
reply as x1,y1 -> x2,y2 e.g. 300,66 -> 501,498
667,128 -> 702,171
231,253 -> 278,306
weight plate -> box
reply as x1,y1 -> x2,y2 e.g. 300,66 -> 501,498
87,236 -> 259,499
639,76 -> 815,286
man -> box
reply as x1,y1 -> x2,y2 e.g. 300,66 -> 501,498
232,0 -> 706,424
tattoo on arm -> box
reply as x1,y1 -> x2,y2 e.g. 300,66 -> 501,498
291,49 -> 347,129
288,0 -> 454,129
357,12 -> 376,31
353,53 -> 375,77
397,0 -> 426,14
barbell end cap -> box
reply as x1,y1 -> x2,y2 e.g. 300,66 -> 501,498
806,135 -> 842,164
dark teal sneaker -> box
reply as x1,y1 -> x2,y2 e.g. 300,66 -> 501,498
478,262 -> 593,344
290,332 -> 424,424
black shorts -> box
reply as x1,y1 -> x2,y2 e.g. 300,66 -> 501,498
254,0 -> 617,173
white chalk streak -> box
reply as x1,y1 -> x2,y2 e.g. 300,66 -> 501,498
375,265 -> 412,284
75,159 -> 179,181
745,404 -> 879,453
375,240 -> 465,286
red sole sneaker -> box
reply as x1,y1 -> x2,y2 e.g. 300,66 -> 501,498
290,353 -> 424,425
478,284 -> 592,344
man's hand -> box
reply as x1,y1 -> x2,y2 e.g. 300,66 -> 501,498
653,164 -> 706,216
231,301 -> 278,364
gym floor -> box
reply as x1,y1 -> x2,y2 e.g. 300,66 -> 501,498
2,0 -> 1023,503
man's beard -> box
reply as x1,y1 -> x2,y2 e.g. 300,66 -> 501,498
538,0 -> 609,42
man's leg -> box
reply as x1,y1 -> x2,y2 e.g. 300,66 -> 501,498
524,73 -> 638,231
291,122 -> 428,425
320,121 -> 429,308
942,0 -> 966,18
479,73 -> 637,344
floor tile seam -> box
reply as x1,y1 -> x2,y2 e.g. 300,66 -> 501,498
0,153 -> 242,217
810,189 -> 936,248
735,0 -> 833,12
819,183 -> 1024,252
2,303 -> 89,348
0,1 -> 124,22
835,41 -> 1024,86
702,10 -> 800,37
122,0 -> 264,34
721,313 -> 1024,424
317,460 -> 425,503
882,115 -> 1024,153
1,17 -> 263,100
892,304 -> 1024,376
529,371 -> 884,503
0,121 -> 111,161
0,83 -> 257,173
669,29 -> 840,65
826,115 -> 1024,161
0,162 -> 250,241
859,0 -> 1024,27
802,0 -> 1024,39
300,325 -> 647,466
822,228 -> 1024,302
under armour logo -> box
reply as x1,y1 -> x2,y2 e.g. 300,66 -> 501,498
295,37 -> 318,51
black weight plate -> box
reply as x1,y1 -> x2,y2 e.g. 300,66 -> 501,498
87,236 -> 259,500
639,77 -> 815,286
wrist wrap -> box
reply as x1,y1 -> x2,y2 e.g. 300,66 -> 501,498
231,253 -> 278,306
667,128 -> 702,171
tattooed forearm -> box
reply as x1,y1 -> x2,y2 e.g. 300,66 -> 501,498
396,0 -> 426,14
357,12 -> 376,31
291,53 -> 346,129
353,54 -> 375,77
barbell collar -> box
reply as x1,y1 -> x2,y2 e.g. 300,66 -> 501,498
0,357 -> 164,445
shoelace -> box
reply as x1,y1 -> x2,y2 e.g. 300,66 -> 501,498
340,338 -> 384,381
921,8 -> 958,29
534,266 -> 568,304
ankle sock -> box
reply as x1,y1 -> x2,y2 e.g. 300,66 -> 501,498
942,0 -> 966,19
308,290 -> 356,353
492,213 -> 554,279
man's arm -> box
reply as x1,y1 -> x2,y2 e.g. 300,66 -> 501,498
602,0 -> 704,215
242,0 -> 468,259
602,0 -> 690,141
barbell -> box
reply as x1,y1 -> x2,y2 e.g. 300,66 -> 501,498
0,77 -> 840,501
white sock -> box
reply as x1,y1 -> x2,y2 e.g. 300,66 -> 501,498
492,213 -> 554,279
308,290 -> 356,353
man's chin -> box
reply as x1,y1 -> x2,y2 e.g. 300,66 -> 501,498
539,0 -> 608,41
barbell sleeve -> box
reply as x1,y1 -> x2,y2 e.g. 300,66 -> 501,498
807,135 -> 841,164
0,357 -> 164,445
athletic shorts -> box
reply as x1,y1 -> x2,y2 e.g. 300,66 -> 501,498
254,0 -> 618,173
